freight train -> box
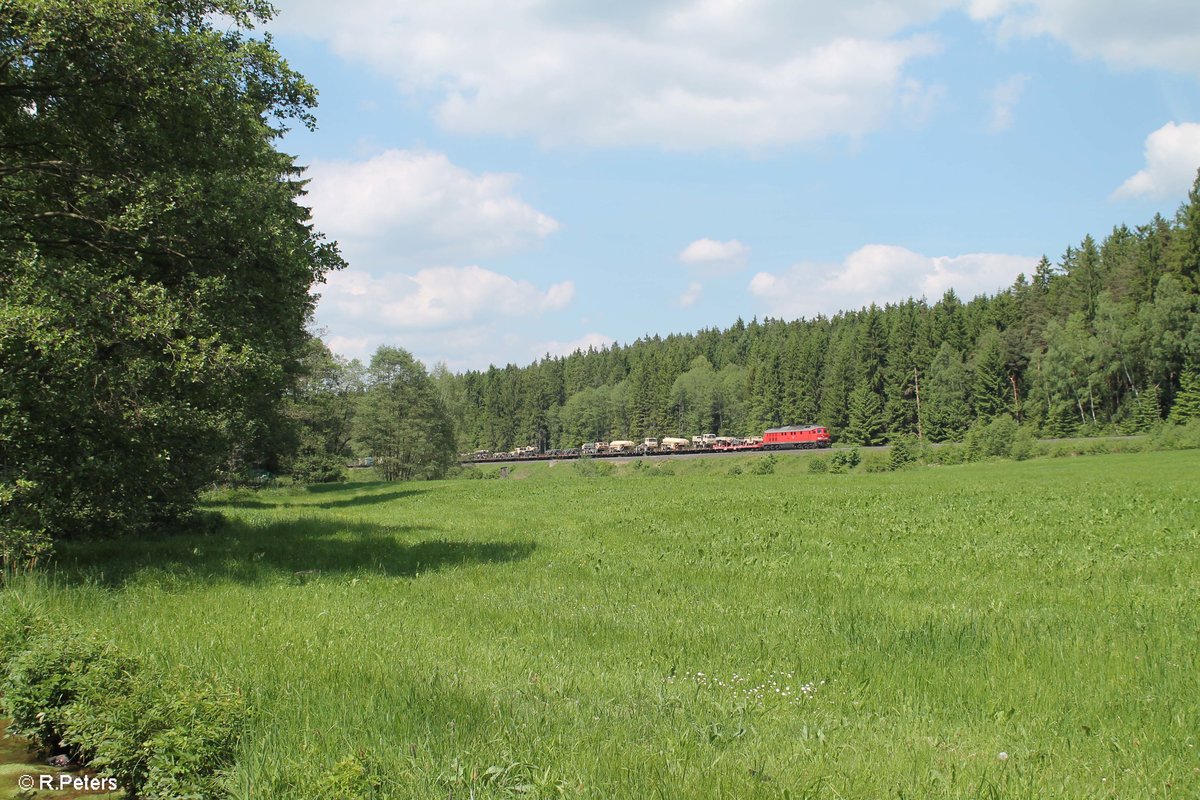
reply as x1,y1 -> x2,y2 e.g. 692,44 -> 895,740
460,424 -> 831,463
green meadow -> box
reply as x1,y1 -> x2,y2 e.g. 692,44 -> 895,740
7,450 -> 1199,799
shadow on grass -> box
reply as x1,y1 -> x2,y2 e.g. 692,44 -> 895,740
51,517 -> 534,588
210,485 -> 428,510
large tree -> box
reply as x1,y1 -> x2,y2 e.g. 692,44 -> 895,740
0,0 -> 341,553
354,347 -> 456,482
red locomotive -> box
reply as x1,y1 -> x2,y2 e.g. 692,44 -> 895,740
761,424 -> 831,450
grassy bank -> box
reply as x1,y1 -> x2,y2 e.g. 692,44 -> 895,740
5,450 -> 1198,798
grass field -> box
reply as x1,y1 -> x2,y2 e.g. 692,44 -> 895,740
6,450 -> 1199,798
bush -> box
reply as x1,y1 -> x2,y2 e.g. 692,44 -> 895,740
3,631 -> 131,751
887,436 -> 921,470
0,479 -> 53,571
290,453 -> 347,484
1150,418 -> 1200,451
860,453 -> 891,473
574,458 -> 613,478
0,613 -> 245,799
808,457 -> 830,473
66,669 -> 245,800
314,753 -> 387,799
930,443 -> 966,465
749,454 -> 777,475
964,415 -> 1018,461
727,464 -> 743,476
829,448 -> 860,473
1009,425 -> 1038,461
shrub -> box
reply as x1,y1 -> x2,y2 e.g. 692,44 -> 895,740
0,479 -> 53,571
727,465 -> 743,476
1009,425 -> 1038,461
930,443 -> 966,465
860,453 -> 891,473
964,415 -> 1018,461
290,453 -> 347,484
829,449 -> 860,473
314,753 -> 387,799
887,436 -> 919,470
808,457 -> 830,473
0,612 -> 246,800
749,454 -> 777,475
3,631 -> 131,751
63,666 -> 245,799
1150,418 -> 1200,451
574,458 -> 613,478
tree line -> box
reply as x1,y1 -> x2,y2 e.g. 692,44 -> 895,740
292,175 -> 1199,462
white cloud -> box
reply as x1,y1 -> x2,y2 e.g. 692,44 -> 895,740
989,74 -> 1028,132
318,266 -> 573,330
303,149 -> 559,265
748,244 -> 1036,318
678,238 -> 750,270
314,266 -> 576,369
969,0 -> 1200,75
272,1 -> 950,148
678,281 -> 704,308
532,333 -> 618,359
1113,122 -> 1200,200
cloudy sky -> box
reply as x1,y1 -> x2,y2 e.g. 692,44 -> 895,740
265,0 -> 1200,371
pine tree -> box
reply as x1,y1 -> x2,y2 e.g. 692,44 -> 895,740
844,382 -> 886,445
1133,384 -> 1162,432
1168,370 -> 1200,423
970,328 -> 1010,420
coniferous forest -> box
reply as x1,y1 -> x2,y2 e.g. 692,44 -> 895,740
296,175 -> 1200,461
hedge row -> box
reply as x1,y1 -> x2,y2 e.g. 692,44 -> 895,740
0,595 -> 245,799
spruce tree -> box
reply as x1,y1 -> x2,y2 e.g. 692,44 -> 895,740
1168,370 -> 1200,424
1133,384 -> 1162,432
844,382 -> 886,445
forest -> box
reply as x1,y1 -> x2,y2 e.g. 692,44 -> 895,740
292,178 -> 1200,462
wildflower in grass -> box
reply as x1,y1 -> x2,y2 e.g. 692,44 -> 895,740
672,670 -> 828,706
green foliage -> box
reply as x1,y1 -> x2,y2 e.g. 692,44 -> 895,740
964,415 -> 1019,460
0,593 -> 47,664
887,435 -> 922,470
843,381 -> 886,445
1133,385 -> 1163,433
66,670 -> 246,800
354,347 -> 457,481
748,454 -> 777,475
3,630 -> 129,750
859,452 -> 891,472
1149,417 -> 1200,450
0,0 -> 341,541
290,453 -> 348,485
0,605 -> 245,799
1168,369 -> 1200,424
0,478 -> 52,570
807,457 -> 830,473
924,343 -> 972,441
314,753 -> 387,799
1009,425 -> 1038,461
573,457 -> 614,478
829,448 -> 861,473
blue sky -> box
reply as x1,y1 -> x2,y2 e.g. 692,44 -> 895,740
263,0 -> 1200,371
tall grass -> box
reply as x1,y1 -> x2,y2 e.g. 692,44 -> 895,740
6,450 -> 1199,798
